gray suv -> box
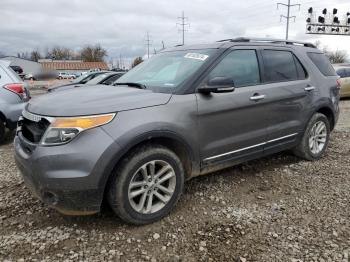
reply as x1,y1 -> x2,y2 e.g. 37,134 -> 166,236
14,38 -> 340,224
0,61 -> 30,143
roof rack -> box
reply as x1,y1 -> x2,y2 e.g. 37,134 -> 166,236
217,37 -> 316,48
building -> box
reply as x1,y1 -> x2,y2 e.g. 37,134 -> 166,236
0,56 -> 42,75
39,59 -> 109,75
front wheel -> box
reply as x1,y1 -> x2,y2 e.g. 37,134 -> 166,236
293,113 -> 330,161
107,145 -> 185,225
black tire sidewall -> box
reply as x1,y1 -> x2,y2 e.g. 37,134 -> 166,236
0,121 -> 4,144
110,146 -> 184,224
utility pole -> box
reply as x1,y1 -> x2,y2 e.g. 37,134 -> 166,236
145,32 -> 152,58
277,0 -> 300,39
177,11 -> 189,45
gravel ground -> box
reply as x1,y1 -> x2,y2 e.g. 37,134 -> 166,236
0,99 -> 349,261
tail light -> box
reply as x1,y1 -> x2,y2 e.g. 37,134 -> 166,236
336,79 -> 341,89
3,83 -> 25,98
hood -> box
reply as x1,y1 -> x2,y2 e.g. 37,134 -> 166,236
48,84 -> 84,93
26,85 -> 172,117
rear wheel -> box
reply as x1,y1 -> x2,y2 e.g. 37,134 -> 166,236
0,121 -> 5,144
107,145 -> 185,225
293,113 -> 330,160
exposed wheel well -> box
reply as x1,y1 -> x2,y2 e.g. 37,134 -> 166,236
317,107 -> 335,131
0,112 -> 7,126
111,137 -> 193,182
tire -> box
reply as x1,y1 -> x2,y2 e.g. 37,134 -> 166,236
0,121 -> 5,144
293,113 -> 330,161
107,144 -> 185,225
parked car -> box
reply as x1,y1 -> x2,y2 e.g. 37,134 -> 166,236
15,38 -> 340,224
0,61 -> 30,143
48,71 -> 110,92
49,72 -> 125,92
57,72 -> 76,80
24,71 -> 58,81
334,66 -> 350,98
10,65 -> 23,75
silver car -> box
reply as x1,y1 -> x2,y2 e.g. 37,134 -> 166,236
0,61 -> 30,143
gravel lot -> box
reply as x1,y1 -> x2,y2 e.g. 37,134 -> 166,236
0,97 -> 349,261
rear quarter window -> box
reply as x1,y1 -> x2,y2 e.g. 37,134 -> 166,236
307,52 -> 337,76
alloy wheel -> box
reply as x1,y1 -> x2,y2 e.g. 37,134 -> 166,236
308,120 -> 327,155
128,160 -> 176,214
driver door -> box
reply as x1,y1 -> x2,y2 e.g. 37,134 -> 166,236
196,48 -> 268,170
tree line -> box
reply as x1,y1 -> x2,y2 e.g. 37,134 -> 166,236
16,44 -> 107,63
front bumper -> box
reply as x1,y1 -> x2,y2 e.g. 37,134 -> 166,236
14,127 -> 121,215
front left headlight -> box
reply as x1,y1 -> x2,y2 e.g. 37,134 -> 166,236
40,113 -> 116,146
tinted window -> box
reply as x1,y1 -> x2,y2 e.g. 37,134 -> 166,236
262,50 -> 298,82
307,52 -> 337,76
103,74 -> 122,85
344,68 -> 350,78
293,56 -> 307,80
208,50 -> 260,87
336,68 -> 346,78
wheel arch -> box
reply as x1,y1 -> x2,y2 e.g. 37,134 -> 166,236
99,131 -> 199,202
315,105 -> 335,131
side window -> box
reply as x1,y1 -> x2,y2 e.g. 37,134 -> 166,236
103,74 -> 121,85
336,69 -> 346,78
293,55 -> 307,80
345,68 -> 350,78
262,50 -> 298,82
208,50 -> 260,87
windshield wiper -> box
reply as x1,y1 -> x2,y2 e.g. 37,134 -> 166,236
114,82 -> 147,89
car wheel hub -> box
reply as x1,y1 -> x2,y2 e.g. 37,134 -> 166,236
128,160 -> 176,214
308,121 -> 327,155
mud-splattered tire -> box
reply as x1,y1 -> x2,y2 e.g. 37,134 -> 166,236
0,121 -> 5,144
293,113 -> 330,161
107,144 -> 185,225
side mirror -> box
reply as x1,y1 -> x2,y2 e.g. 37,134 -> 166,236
198,76 -> 235,94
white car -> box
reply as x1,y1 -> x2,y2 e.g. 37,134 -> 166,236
57,72 -> 76,79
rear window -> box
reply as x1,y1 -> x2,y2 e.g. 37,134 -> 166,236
307,52 -> 337,76
336,68 -> 346,78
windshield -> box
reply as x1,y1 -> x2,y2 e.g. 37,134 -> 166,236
116,49 -> 215,93
86,73 -> 111,85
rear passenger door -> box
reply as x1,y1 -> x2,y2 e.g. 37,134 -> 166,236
258,48 -> 314,154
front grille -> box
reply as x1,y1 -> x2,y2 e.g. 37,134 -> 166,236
21,115 -> 51,144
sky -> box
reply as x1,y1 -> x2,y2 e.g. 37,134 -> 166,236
1,0 -> 349,67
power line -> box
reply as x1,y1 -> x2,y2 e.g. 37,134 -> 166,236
277,0 -> 301,39
177,11 -> 189,45
145,32 -> 152,59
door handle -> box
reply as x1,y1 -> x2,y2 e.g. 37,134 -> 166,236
250,94 -> 266,101
304,86 -> 315,91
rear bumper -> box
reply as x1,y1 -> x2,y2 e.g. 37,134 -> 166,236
14,127 -> 121,215
3,102 -> 27,129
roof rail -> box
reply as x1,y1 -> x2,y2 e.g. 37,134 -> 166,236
217,37 -> 316,48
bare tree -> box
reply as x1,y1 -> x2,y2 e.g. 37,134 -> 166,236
30,50 -> 41,62
49,46 -> 74,60
325,50 -> 348,64
322,46 -> 348,64
80,44 -> 107,62
131,57 -> 144,68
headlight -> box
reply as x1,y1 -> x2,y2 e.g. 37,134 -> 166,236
40,113 -> 115,146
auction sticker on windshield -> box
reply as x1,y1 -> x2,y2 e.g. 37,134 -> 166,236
184,53 -> 209,61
